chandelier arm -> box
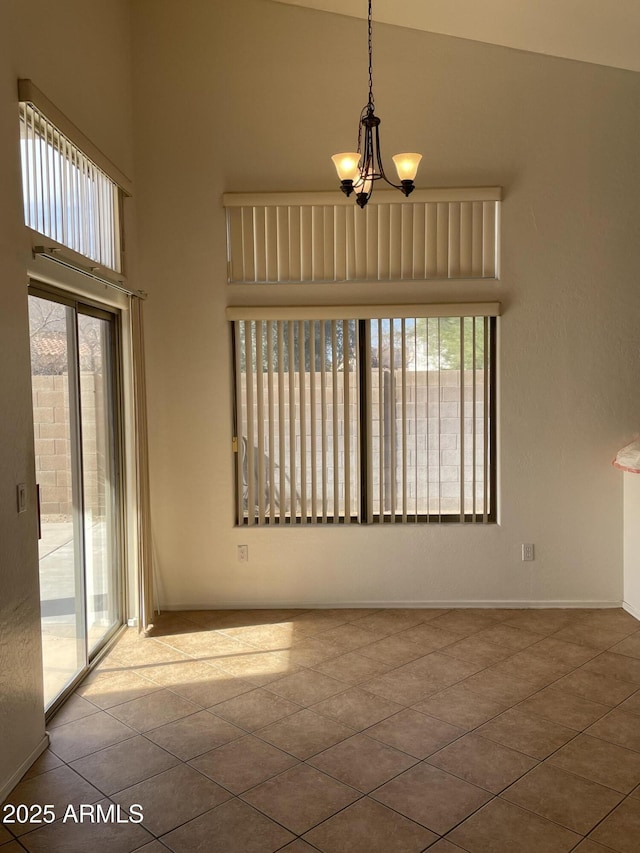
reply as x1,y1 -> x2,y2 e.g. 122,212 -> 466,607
374,122 -> 389,184
357,104 -> 368,153
360,128 -> 370,180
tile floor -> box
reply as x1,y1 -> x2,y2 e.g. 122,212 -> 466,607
3,607 -> 640,852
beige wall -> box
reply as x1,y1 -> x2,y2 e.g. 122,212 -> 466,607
0,0 -> 133,796
1,0 -> 639,796
132,0 -> 640,608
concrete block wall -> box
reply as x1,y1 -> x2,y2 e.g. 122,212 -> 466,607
31,372 -> 104,521
240,368 -> 487,516
32,375 -> 72,518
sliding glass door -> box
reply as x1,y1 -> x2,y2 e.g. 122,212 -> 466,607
29,285 -> 123,710
77,312 -> 121,655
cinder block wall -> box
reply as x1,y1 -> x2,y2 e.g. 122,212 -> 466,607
241,368 -> 486,515
31,373 -> 104,520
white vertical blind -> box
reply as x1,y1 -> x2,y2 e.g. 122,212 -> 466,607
224,188 -> 501,284
232,305 -> 497,525
299,319 -> 307,523
236,319 -> 359,524
19,103 -> 122,273
388,317 -> 396,523
369,315 -> 494,522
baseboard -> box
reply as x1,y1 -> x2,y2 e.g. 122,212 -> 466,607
0,733 -> 49,803
623,600 -> 640,622
159,599 -> 624,611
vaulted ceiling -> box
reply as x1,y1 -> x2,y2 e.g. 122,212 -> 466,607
270,0 -> 640,73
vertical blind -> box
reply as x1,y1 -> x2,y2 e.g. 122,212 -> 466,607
229,303 -> 498,525
234,319 -> 359,525
19,101 -> 122,273
369,315 -> 494,523
224,189 -> 501,284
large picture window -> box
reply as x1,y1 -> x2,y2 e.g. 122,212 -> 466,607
230,304 -> 498,525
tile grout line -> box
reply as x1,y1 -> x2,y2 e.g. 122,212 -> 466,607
6,608 -> 639,852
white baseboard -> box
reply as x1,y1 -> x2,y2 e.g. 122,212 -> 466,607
159,599 -> 624,611
623,600 -> 640,622
0,733 -> 49,804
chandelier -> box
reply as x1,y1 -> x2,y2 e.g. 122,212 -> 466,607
331,0 -> 422,208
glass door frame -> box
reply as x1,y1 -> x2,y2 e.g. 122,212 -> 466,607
29,280 -> 127,719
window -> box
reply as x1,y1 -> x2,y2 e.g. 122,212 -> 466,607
18,80 -> 130,274
230,304 -> 498,525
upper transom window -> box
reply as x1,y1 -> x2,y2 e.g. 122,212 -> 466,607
19,92 -> 124,273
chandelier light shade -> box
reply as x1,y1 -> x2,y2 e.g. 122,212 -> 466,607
392,153 -> 422,181
331,0 -> 422,208
331,153 -> 361,183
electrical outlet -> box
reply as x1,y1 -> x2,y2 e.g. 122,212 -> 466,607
237,545 -> 248,563
521,543 -> 535,562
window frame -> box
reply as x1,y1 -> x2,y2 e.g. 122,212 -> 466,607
230,304 -> 499,527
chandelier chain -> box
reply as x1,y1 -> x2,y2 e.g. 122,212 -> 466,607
367,0 -> 374,110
